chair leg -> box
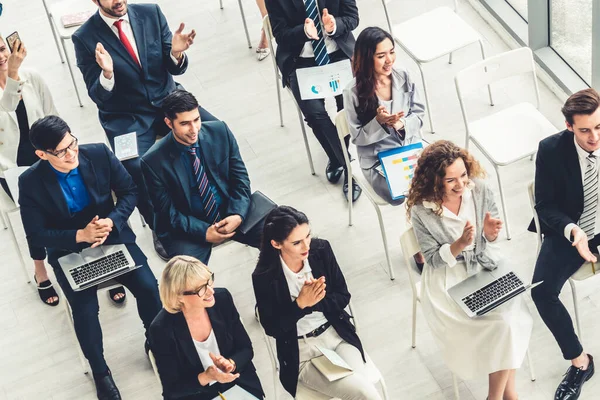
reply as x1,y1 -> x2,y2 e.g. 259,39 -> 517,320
47,16 -> 65,63
64,295 -> 89,374
381,0 -> 393,34
452,374 -> 460,400
236,0 -> 252,49
478,40 -> 494,106
374,205 -> 394,280
569,279 -> 583,343
494,166 -> 511,240
219,0 -> 223,9
526,349 -> 536,381
294,103 -> 316,176
61,38 -> 84,107
6,210 -> 31,284
411,297 -> 417,348
448,52 -> 453,64
276,77 -> 284,127
415,61 -> 435,133
379,377 -> 390,400
348,174 -> 353,227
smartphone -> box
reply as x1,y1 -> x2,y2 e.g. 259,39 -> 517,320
5,31 -> 21,53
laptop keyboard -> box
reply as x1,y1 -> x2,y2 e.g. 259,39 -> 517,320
70,250 -> 129,285
462,272 -> 523,313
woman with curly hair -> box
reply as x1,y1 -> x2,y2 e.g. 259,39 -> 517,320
407,140 -> 532,400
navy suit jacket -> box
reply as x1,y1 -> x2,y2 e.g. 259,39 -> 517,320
18,144 -> 138,264
140,122 -> 251,242
265,0 -> 359,82
149,288 -> 264,399
530,129 -> 585,238
72,4 -> 188,139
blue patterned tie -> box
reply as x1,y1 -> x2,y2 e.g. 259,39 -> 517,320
187,148 -> 220,224
304,0 -> 330,66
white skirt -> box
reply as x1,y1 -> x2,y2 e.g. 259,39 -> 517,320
420,261 -> 533,379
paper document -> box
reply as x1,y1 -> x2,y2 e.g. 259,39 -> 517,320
210,385 -> 260,400
114,132 -> 139,161
378,142 -> 424,200
310,345 -> 354,382
296,60 -> 353,100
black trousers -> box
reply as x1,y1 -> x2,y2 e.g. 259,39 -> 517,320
531,233 -> 600,359
107,106 -> 218,230
287,51 -> 349,170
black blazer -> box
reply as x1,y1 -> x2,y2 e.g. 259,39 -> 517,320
140,122 -> 251,242
530,129 -> 584,237
72,4 -> 188,139
252,238 -> 364,397
148,288 -> 264,400
265,0 -> 359,83
18,144 -> 138,263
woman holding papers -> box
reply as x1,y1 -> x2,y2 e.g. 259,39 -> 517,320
407,141 -> 532,400
149,256 -> 264,400
253,206 -> 382,400
343,26 -> 425,205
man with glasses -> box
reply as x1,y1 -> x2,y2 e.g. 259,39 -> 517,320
18,115 -> 161,400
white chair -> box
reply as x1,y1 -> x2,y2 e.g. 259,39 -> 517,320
399,226 -> 536,400
334,110 -> 397,280
258,302 -> 389,400
263,15 -> 316,176
527,181 -> 599,342
148,349 -> 162,387
384,0 -> 493,133
218,0 -> 252,49
41,0 -> 89,107
455,47 -> 557,240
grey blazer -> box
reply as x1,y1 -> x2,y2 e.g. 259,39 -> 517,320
410,179 -> 500,275
343,65 -> 425,170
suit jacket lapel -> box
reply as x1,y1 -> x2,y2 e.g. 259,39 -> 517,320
40,162 -> 71,217
91,11 -> 141,72
207,306 -> 228,354
197,129 -> 227,196
78,153 -> 99,205
565,132 -> 584,206
293,0 -> 306,14
167,134 -> 193,207
390,71 -> 406,115
127,6 -> 147,74
173,312 -> 205,372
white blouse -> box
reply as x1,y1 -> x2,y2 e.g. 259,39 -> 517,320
192,329 -> 221,385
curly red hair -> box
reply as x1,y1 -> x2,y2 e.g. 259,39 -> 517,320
406,140 -> 485,218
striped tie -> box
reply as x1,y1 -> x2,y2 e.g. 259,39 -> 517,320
187,148 -> 220,224
578,154 -> 598,239
304,0 -> 330,66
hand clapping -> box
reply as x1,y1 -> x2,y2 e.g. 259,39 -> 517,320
482,212 -> 503,242
296,276 -> 326,309
321,8 -> 335,34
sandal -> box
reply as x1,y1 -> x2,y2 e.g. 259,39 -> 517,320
108,286 -> 127,305
256,47 -> 270,61
34,275 -> 60,307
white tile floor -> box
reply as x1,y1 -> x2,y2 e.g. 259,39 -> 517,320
0,0 -> 598,399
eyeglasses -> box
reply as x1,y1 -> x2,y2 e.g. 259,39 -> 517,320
46,136 -> 78,159
182,273 -> 215,297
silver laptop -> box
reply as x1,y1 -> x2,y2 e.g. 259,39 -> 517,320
58,244 -> 139,291
448,263 -> 542,318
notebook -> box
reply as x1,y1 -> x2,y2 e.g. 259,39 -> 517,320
310,346 -> 354,382
238,191 -> 277,235
210,385 -> 259,400
377,142 -> 424,200
114,132 -> 139,161
61,10 -> 95,28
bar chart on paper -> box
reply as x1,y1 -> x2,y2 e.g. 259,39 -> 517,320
378,142 -> 424,200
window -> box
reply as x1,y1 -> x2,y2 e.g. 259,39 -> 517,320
550,0 -> 593,84
506,0 -> 528,21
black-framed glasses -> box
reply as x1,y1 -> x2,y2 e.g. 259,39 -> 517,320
46,135 -> 78,159
182,273 -> 215,297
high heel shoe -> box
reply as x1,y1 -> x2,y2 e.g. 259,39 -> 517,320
256,47 -> 270,61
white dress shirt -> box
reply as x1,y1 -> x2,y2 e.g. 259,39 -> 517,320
192,329 -> 221,385
300,0 -> 339,58
563,135 -> 600,240
280,256 -> 328,336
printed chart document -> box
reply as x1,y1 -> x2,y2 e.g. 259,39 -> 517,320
378,142 -> 424,200
310,345 -> 354,382
114,132 -> 139,161
296,60 -> 353,100
210,385 -> 259,400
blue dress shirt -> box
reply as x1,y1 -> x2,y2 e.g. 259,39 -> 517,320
50,166 -> 91,214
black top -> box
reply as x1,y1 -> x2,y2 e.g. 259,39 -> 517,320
15,100 -> 38,167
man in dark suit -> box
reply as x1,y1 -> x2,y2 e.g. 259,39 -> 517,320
19,116 -> 161,400
141,90 -> 262,264
72,0 -> 217,258
531,88 -> 600,399
266,0 -> 362,202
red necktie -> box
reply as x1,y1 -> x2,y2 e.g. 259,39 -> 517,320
113,19 -> 141,68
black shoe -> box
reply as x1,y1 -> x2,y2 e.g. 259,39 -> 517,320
95,371 -> 121,400
152,231 -> 169,261
555,354 -> 595,400
343,180 -> 362,203
326,161 -> 344,184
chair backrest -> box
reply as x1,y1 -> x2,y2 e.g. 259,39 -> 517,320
527,181 -> 543,256
399,226 -> 422,299
334,110 -> 353,176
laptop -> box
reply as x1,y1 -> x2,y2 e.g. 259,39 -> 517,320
448,263 -> 542,318
58,244 -> 139,291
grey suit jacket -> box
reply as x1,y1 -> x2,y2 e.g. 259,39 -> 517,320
410,179 -> 500,275
343,65 -> 425,169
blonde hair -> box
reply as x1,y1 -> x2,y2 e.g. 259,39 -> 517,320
160,255 -> 213,314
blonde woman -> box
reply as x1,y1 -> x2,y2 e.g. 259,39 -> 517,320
149,256 -> 264,400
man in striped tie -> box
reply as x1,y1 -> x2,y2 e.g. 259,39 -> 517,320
531,88 -> 600,400
141,90 -> 261,264
266,0 -> 362,202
